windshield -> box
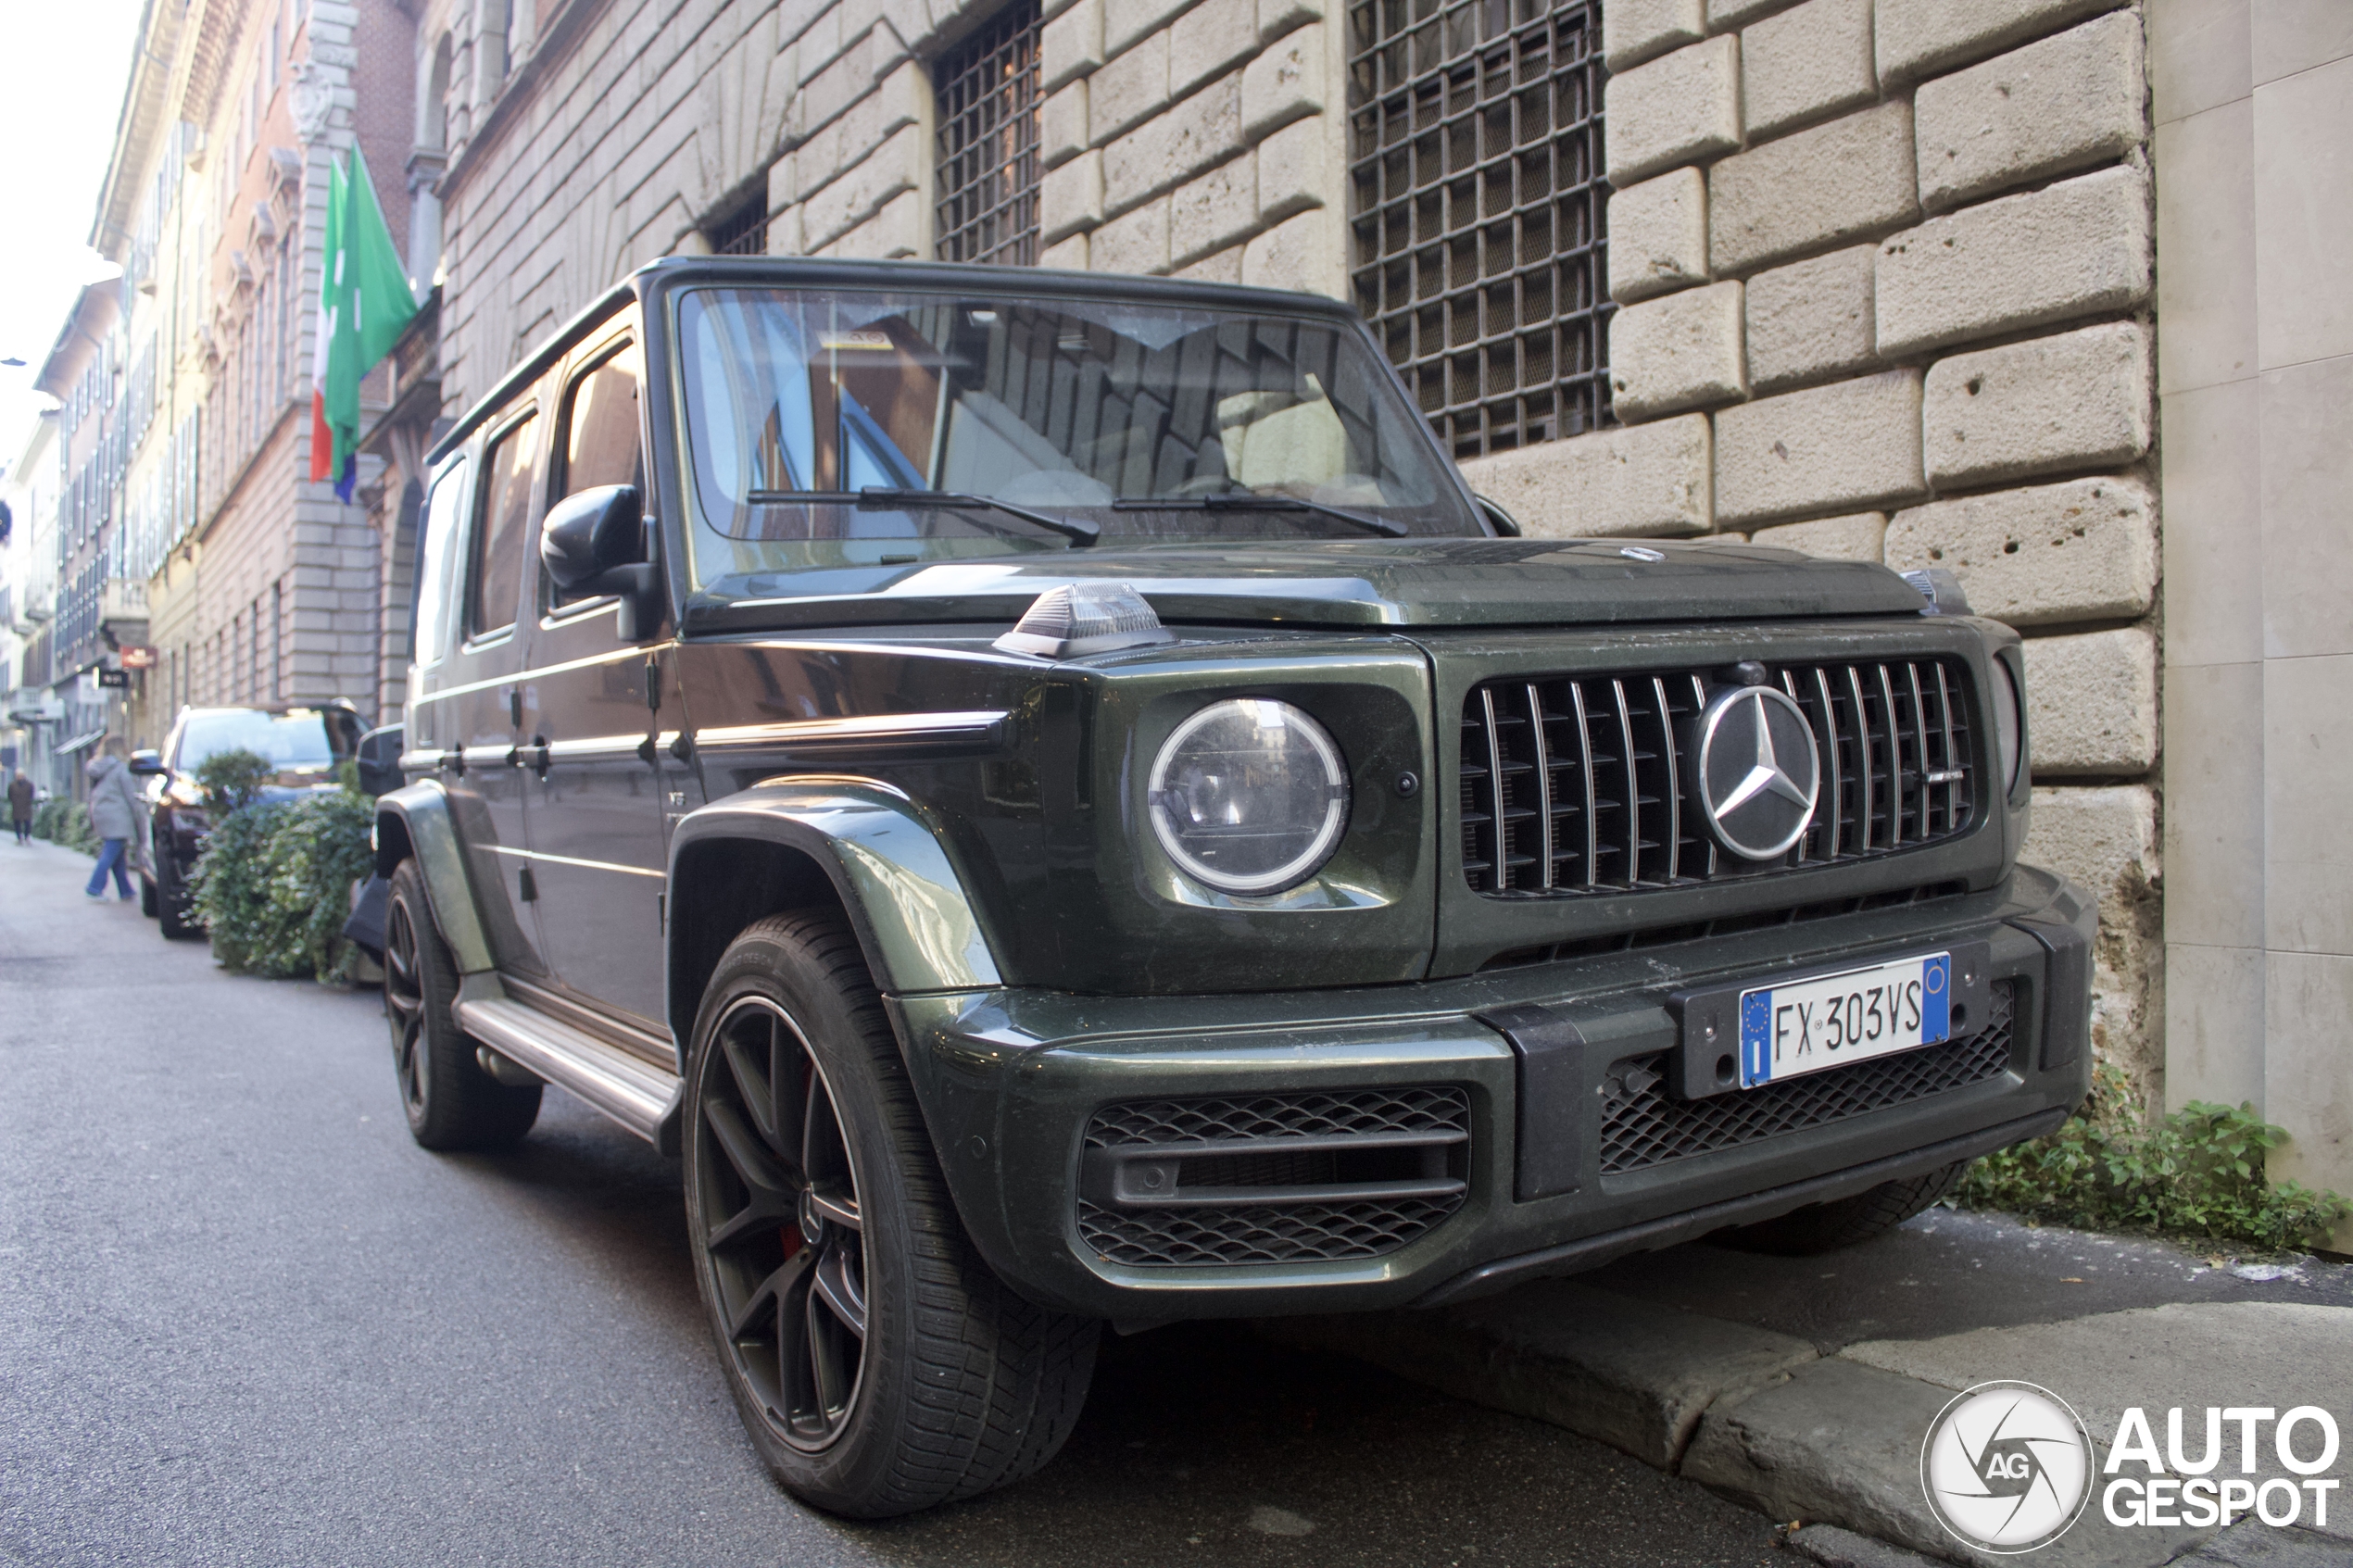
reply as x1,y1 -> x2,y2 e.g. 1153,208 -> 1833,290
674,287 -> 1480,593
175,710 -> 342,771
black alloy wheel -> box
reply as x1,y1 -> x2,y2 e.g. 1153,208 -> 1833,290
382,859 -> 540,1150
384,886 -> 434,1123
695,995 -> 870,1449
684,913 -> 1099,1518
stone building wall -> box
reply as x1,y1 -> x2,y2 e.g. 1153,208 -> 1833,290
1458,0 -> 2167,1101
2146,3 -> 2353,1247
422,0 -> 1346,420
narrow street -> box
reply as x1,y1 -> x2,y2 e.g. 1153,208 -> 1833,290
0,840 -> 1781,1568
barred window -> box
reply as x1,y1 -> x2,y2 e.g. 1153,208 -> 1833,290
935,0 -> 1043,266
706,191 -> 769,257
1348,0 -> 1611,459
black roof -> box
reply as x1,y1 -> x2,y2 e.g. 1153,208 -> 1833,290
428,257 -> 1368,465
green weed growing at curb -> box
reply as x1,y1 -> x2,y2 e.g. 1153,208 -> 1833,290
1955,1060 -> 2352,1253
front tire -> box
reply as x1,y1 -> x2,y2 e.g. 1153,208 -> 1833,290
684,912 -> 1099,1518
383,859 -> 540,1149
1721,1160 -> 1967,1256
156,852 -> 200,940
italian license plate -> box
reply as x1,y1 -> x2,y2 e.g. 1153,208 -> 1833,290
1738,952 -> 1951,1089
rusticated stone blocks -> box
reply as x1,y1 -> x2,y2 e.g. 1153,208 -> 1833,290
1920,322 -> 2153,486
1885,476 -> 2157,627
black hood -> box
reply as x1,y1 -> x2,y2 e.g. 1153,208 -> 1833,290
686,538 -> 1931,634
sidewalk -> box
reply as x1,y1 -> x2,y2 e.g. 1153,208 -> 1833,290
1265,1208 -> 2353,1567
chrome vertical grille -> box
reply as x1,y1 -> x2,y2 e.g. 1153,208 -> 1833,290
1460,658 -> 1977,896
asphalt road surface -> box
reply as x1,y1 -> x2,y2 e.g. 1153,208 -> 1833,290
0,839 -> 1782,1568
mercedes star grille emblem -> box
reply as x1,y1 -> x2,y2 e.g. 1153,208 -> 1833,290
1697,684 -> 1821,860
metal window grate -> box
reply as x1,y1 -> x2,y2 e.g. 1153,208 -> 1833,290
1461,659 -> 1979,897
706,192 -> 768,257
1347,0 -> 1612,460
935,0 -> 1044,267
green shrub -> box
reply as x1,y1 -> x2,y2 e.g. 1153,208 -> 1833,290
189,785 -> 375,983
31,797 -> 97,854
194,748 -> 273,814
1956,1060 -> 2353,1252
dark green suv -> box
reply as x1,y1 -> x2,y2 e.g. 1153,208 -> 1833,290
372,257 -> 2092,1518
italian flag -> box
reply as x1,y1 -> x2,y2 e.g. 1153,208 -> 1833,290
310,146 -> 419,501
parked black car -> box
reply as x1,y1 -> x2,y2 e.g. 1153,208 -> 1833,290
371,257 -> 2095,1519
132,701 -> 365,937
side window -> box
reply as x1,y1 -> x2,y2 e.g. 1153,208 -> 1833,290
411,457 -> 471,665
555,343 -> 644,499
468,413 -> 538,639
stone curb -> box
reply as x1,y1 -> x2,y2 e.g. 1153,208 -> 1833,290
1257,1279 -> 1818,1469
1268,1294 -> 2353,1568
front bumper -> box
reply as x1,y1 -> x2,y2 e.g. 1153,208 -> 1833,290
890,865 -> 2095,1321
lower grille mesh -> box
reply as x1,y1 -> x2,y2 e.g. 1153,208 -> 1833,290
1078,1197 -> 1462,1267
1598,982 -> 2018,1174
1078,1086 -> 1469,1267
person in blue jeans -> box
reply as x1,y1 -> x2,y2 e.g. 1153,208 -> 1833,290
83,746 -> 144,901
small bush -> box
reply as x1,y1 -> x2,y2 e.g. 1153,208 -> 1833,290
1956,1060 -> 2353,1253
195,748 -> 273,814
190,785 -> 375,983
31,797 -> 97,854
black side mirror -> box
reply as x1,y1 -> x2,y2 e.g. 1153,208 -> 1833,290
1474,494 -> 1523,537
541,483 -> 663,640
127,748 -> 168,776
354,723 -> 406,797
543,483 -> 644,590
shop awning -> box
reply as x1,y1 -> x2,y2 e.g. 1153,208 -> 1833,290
55,728 -> 107,757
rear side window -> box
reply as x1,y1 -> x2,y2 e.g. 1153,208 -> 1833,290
556,344 -> 643,498
469,414 -> 538,639
411,458 -> 470,665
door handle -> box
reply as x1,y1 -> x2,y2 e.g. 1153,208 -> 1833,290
441,748 -> 465,776
529,736 -> 550,778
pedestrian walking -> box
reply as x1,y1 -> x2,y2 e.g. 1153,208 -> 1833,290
83,744 -> 144,901
8,771 -> 33,847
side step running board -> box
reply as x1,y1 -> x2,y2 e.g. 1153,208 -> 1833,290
456,995 -> 683,1152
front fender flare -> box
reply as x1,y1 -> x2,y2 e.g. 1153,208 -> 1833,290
668,775 -> 1003,1006
374,780 -> 496,974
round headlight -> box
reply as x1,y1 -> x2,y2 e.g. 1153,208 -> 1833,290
1989,656 -> 2024,795
1148,699 -> 1350,894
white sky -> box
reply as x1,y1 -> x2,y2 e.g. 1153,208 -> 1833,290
0,0 -> 150,472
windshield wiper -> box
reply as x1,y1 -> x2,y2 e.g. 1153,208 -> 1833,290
1111,492 -> 1408,538
746,487 -> 1099,546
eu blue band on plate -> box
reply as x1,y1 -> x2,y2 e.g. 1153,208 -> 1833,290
1742,989 -> 1775,1085
1920,952 -> 1951,1043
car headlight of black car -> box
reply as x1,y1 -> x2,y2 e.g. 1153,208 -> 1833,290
1147,698 -> 1351,895
1987,654 -> 2024,796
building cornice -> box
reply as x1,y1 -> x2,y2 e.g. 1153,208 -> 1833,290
89,0 -> 183,259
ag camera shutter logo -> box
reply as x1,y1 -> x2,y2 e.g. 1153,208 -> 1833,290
1921,1381 -> 2095,1553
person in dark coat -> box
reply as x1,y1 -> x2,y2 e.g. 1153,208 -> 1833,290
83,746 -> 144,900
8,771 -> 32,846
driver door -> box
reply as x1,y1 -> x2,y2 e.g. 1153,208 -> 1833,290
518,323 -> 675,1035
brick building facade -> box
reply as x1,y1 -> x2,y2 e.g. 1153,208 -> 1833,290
88,0 -> 416,734
383,0 -> 2345,1236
